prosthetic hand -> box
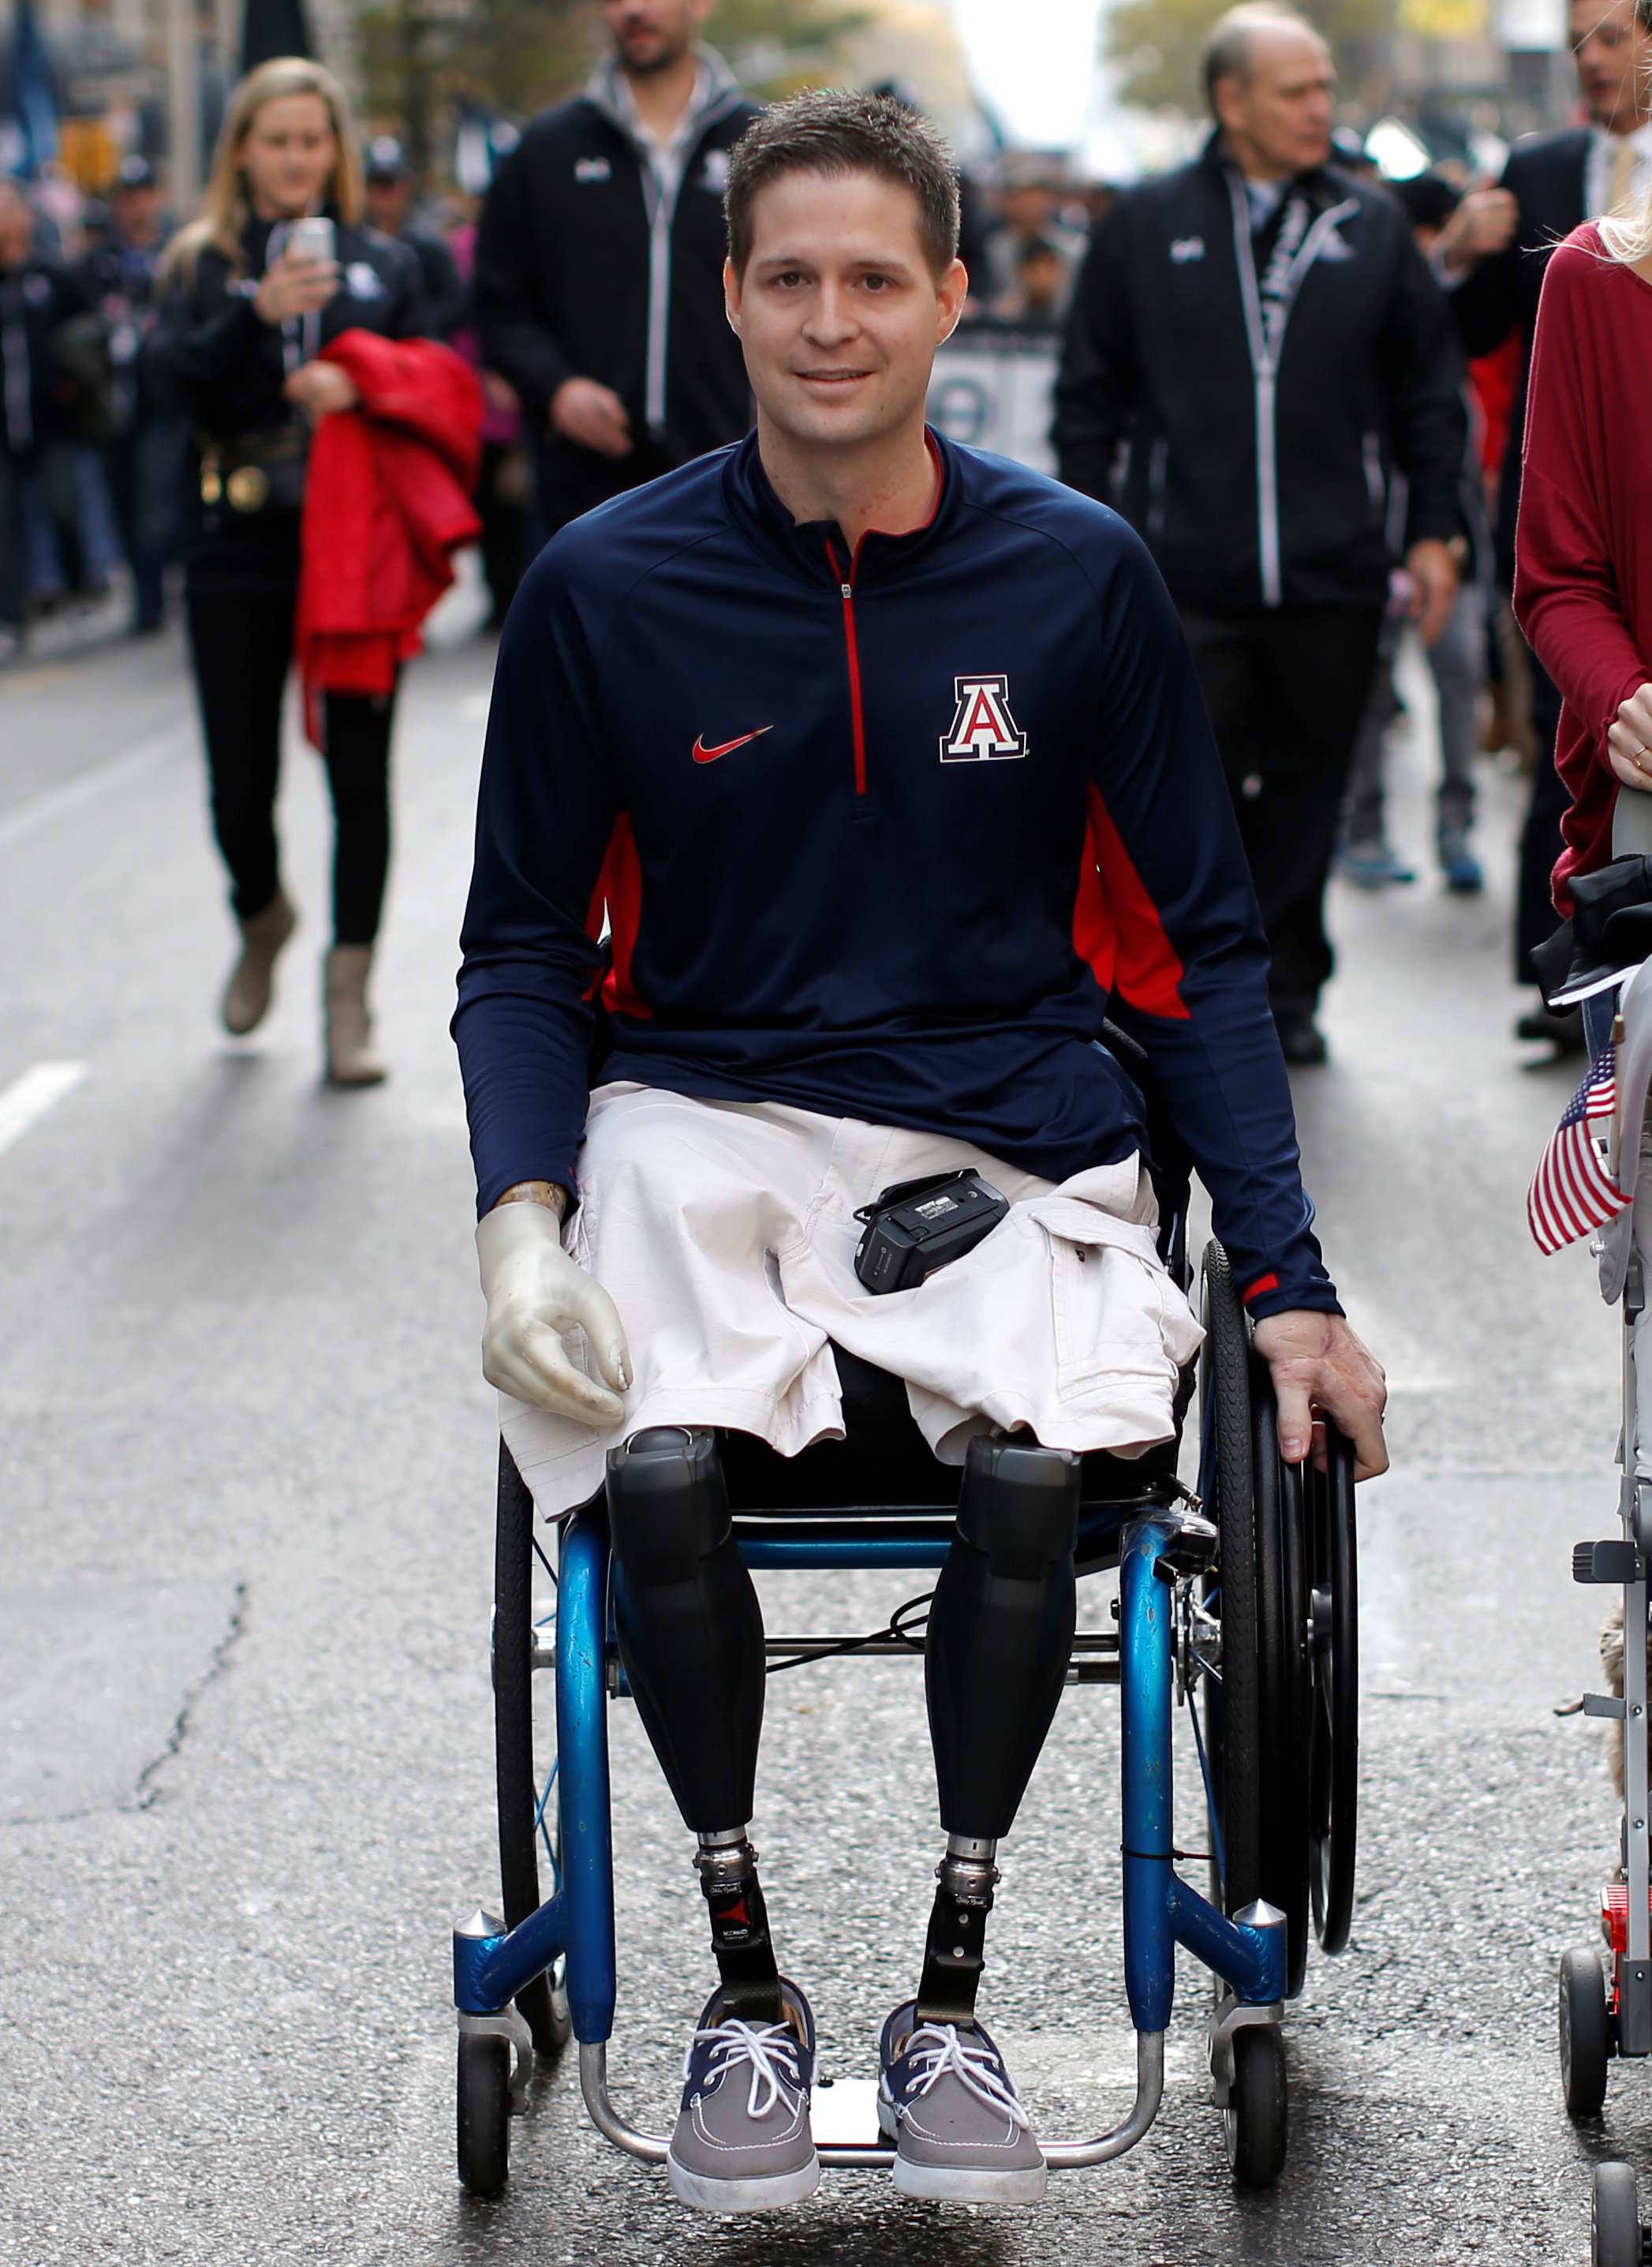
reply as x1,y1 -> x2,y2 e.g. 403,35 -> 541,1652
476,1195 -> 631,1425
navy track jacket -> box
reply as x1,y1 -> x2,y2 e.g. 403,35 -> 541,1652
454,430 -> 1338,1320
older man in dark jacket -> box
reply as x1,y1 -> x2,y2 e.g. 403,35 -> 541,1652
473,0 -> 757,538
1055,2 -> 1466,1062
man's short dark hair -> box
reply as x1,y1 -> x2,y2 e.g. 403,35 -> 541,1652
725,89 -> 961,281
1202,3 -> 1323,115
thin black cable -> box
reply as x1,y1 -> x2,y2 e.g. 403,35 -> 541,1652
764,1588 -> 934,1677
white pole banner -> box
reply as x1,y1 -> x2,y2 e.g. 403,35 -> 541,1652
926,326 -> 1061,477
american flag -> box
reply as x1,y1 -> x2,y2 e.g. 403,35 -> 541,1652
1528,1046 -> 1629,1255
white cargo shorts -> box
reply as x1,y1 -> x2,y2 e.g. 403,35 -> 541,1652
501,1083 -> 1205,1518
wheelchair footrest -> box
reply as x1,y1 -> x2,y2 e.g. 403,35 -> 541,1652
810,2077 -> 882,2148
578,2031 -> 1168,2174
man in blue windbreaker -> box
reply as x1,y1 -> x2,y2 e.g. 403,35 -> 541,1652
454,88 -> 1386,2220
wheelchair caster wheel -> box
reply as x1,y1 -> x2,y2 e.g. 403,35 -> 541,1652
457,2032 -> 512,2196
1223,2026 -> 1288,2190
1562,1946 -> 1613,2119
1592,2160 -> 1644,2267
527,1954 -> 573,2060
543,1956 -> 573,2054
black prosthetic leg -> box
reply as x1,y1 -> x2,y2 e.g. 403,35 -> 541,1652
604,1427 -> 781,2022
917,1436 -> 1080,2025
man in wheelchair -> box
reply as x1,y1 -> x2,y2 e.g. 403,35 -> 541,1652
454,88 -> 1387,2217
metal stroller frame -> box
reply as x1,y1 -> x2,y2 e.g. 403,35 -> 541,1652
1556,811 -> 1652,2261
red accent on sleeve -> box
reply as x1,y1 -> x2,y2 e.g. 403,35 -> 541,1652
1242,1272 -> 1280,1304
582,812 -> 652,1019
1071,784 -> 1190,1021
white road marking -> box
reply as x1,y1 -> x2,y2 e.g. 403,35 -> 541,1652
0,725 -> 189,857
0,1063 -> 88,1160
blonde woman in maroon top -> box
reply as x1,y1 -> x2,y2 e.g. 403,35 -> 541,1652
1516,79 -> 1652,954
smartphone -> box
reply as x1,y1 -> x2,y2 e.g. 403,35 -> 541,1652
286,215 -> 336,267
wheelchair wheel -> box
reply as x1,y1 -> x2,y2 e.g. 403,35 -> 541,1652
1561,1946 -> 1613,2119
1199,1244 -> 1311,1996
1199,1242 -> 1261,1913
1306,1423 -> 1359,1955
494,1442 -> 572,2059
457,2030 -> 511,2196
1223,2025 -> 1288,2190
1593,2162 -> 1643,2267
1250,1362 -> 1313,1992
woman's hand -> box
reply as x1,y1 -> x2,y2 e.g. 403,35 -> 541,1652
254,249 -> 339,327
1609,684 -> 1652,790
282,359 -> 358,421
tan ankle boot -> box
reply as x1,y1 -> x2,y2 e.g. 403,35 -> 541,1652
222,889 -> 297,1035
324,944 -> 387,1086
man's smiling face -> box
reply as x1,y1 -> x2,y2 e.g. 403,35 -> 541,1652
725,169 -> 966,455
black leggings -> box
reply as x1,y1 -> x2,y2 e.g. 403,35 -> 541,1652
187,585 -> 394,944
1516,648 -> 1568,986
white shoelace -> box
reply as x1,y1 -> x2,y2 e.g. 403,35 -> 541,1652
901,2023 -> 1032,2130
685,2019 -> 803,2121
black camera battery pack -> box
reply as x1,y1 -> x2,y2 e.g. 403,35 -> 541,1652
852,1169 -> 1011,1295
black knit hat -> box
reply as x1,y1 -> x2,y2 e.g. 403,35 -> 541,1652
1533,855 -> 1652,1007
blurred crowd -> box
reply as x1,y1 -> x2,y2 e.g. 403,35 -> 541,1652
0,137 -> 536,645
0,99 -> 1101,653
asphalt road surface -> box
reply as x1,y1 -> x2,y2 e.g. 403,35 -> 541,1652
0,611 -> 1635,2264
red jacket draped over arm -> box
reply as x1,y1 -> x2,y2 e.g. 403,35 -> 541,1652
296,327 -> 484,746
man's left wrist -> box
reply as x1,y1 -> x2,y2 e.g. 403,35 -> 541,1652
495,1179 -> 569,1221
1248,1289 -> 1344,1326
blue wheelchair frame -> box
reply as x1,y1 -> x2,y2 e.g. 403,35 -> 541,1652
453,1489 -> 1288,2174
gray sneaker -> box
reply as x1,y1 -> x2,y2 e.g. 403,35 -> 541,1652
877,2001 -> 1047,2202
666,1980 -> 820,2215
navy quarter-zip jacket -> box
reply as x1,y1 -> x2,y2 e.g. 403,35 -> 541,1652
454,429 -> 1339,1319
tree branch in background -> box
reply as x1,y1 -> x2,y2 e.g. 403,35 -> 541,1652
1105,0 -> 1394,118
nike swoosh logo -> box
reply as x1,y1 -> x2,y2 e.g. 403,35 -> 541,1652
692,726 -> 774,764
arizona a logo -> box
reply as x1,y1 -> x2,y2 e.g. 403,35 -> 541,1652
940,673 -> 1027,762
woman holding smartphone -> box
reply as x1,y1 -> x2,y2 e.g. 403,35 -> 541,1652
154,58 -> 424,1083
